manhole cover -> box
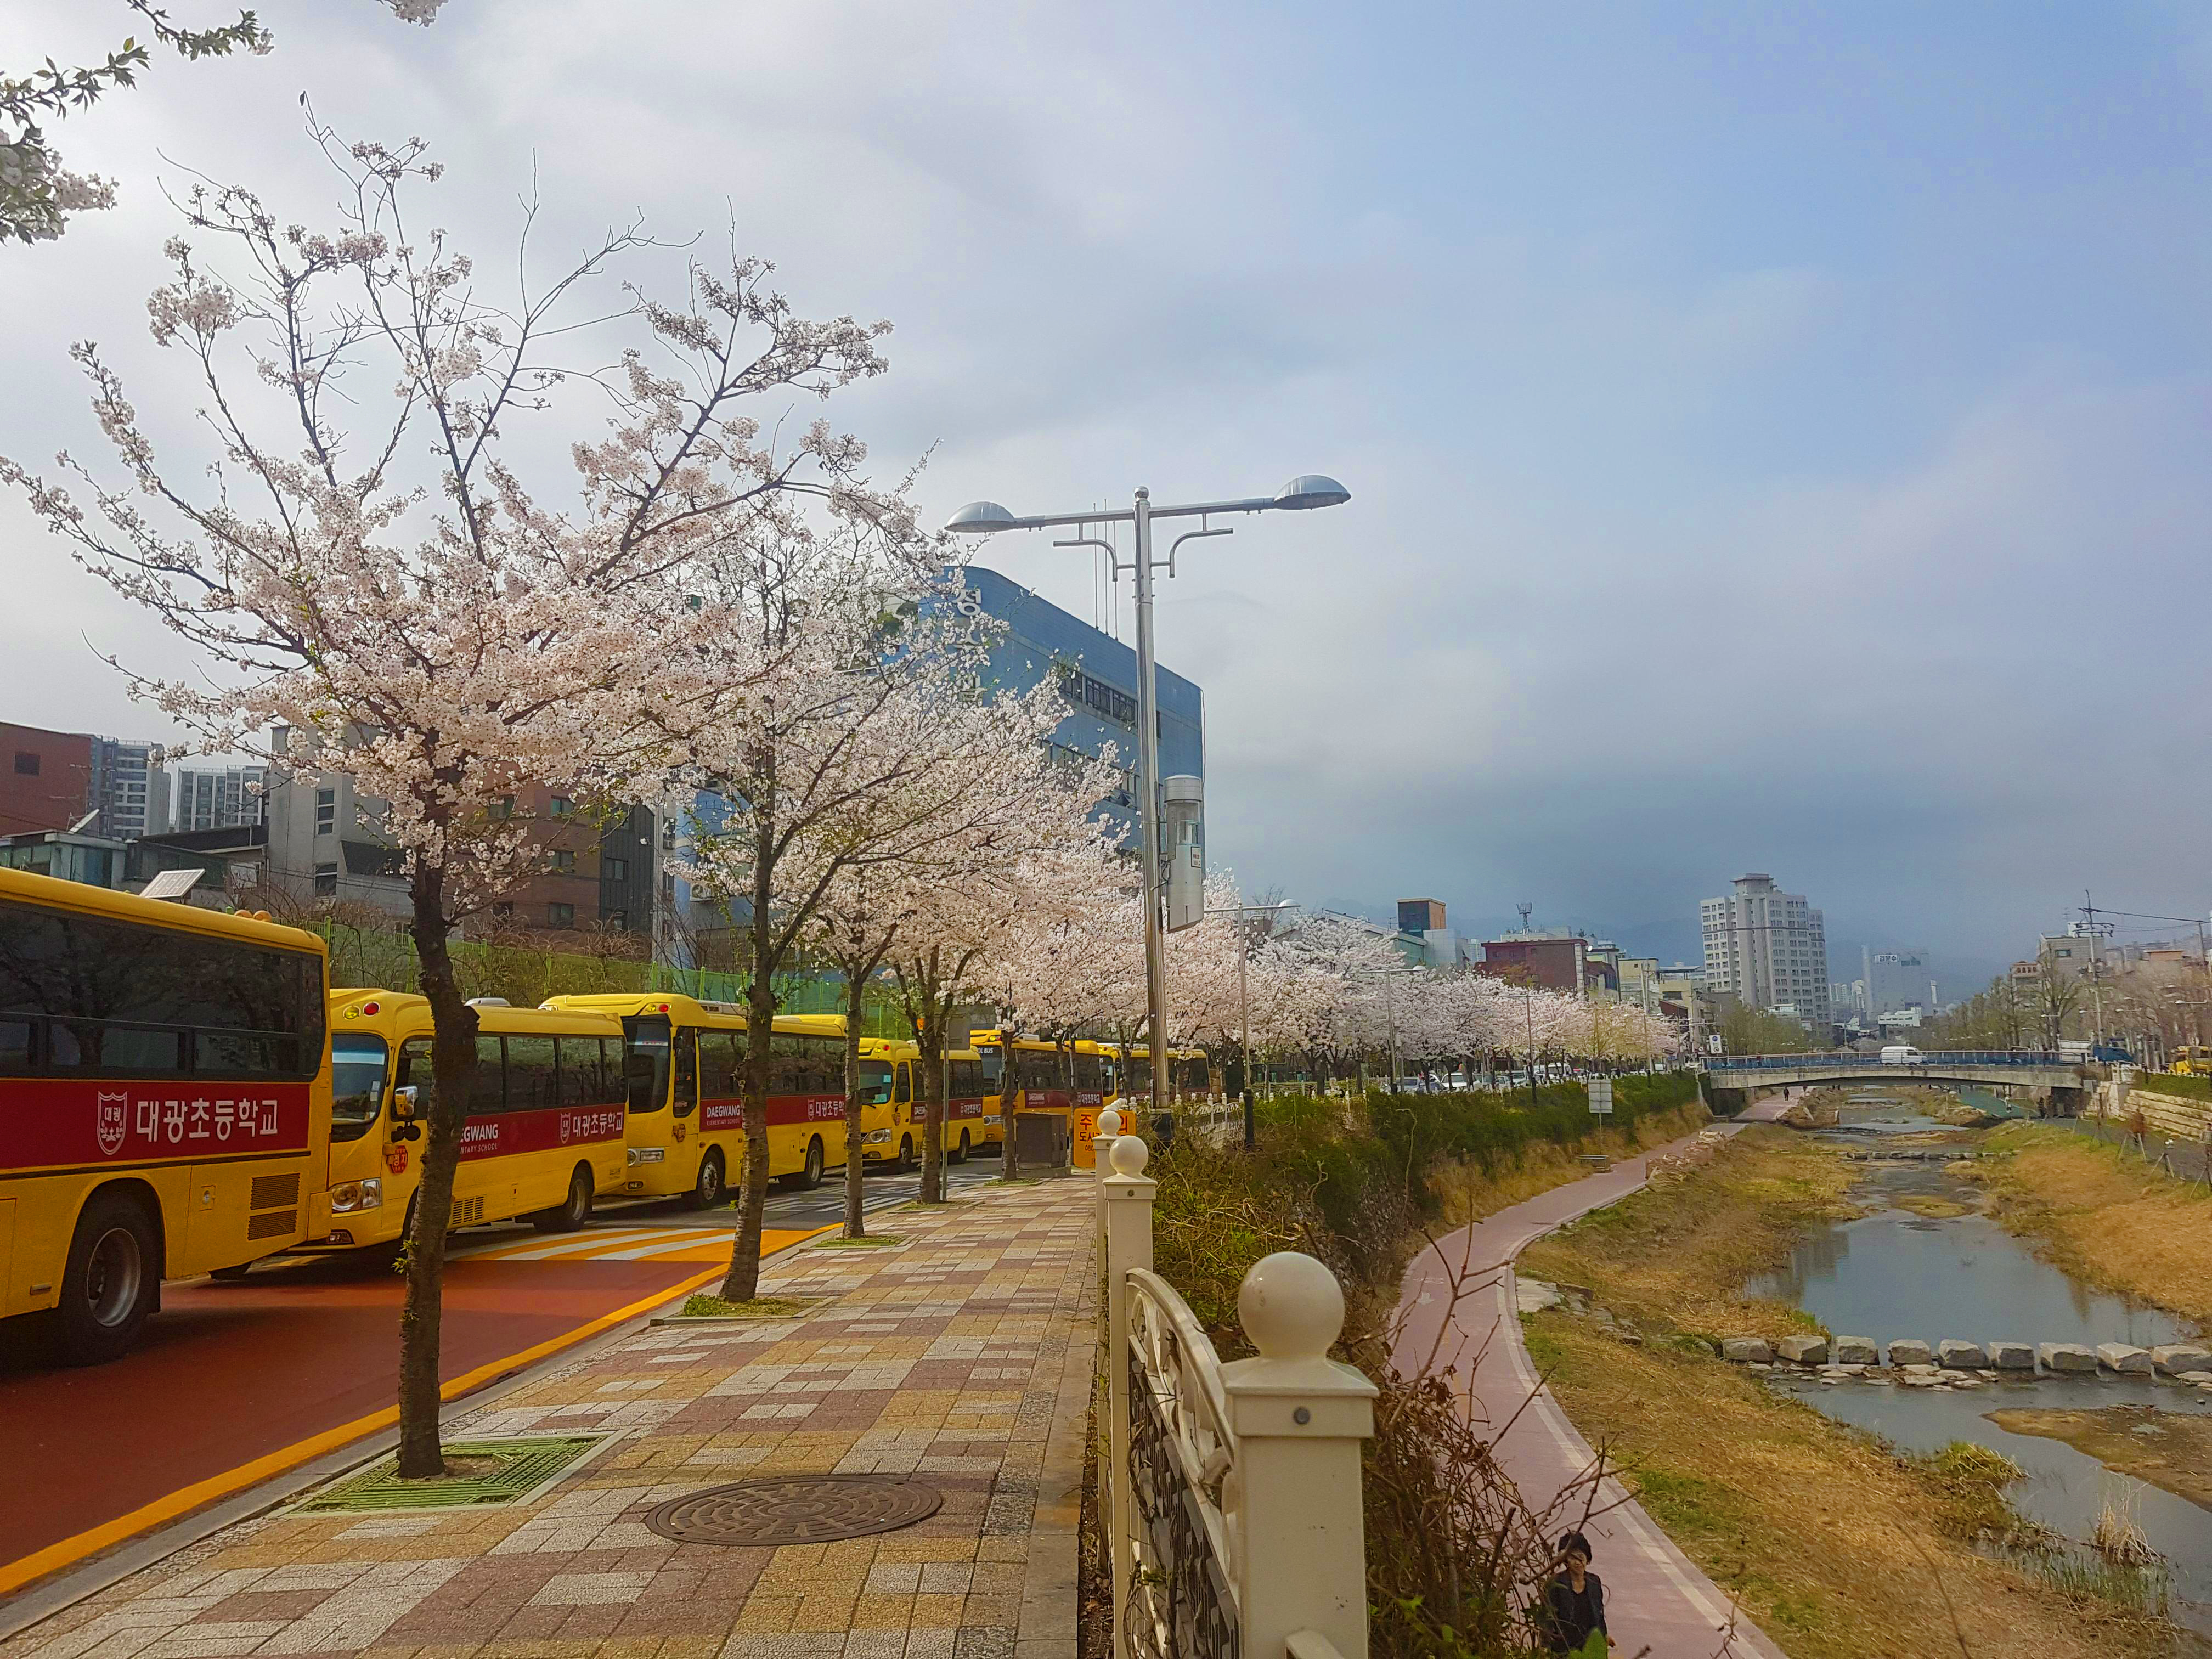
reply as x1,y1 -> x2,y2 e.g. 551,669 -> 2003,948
647,1475 -> 943,1545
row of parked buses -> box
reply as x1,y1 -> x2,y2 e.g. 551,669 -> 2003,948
0,865 -> 1223,1365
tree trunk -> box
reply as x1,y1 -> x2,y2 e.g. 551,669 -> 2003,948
396,862 -> 479,1479
917,1001 -> 945,1204
722,831 -> 777,1302
842,969 -> 867,1240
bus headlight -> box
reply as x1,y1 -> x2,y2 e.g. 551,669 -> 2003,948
330,1179 -> 382,1213
358,1178 -> 381,1210
864,1128 -> 891,1144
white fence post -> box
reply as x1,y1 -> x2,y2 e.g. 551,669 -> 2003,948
1092,1107 -> 1122,1248
1221,1251 -> 1378,1659
1102,1133 -> 1155,1659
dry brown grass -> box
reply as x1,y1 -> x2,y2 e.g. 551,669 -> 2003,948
1964,1124 -> 2212,1328
1516,1125 -> 1859,1344
1430,1100 -> 1713,1230
1523,1318 -> 2175,1658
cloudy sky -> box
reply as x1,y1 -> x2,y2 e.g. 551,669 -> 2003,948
4,1 -> 2209,975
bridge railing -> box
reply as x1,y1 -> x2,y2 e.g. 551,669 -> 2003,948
1707,1050 -> 2068,1070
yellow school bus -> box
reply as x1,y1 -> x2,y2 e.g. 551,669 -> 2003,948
878,1041 -> 991,1166
318,992 -> 629,1250
0,866 -> 331,1363
544,996 -> 864,1194
773,1014 -> 899,1171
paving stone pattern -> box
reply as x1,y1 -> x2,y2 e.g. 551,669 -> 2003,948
7,1184 -> 1094,1659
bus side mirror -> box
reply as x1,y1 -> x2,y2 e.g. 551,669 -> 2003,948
392,1086 -> 425,1140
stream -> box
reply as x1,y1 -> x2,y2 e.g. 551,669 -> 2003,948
1746,1092 -> 2212,1635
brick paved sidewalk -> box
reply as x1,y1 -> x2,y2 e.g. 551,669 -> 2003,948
7,1180 -> 1096,1659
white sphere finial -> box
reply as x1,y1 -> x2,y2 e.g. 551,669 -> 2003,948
1108,1134 -> 1149,1177
1238,1251 -> 1343,1361
1097,1108 -> 1122,1138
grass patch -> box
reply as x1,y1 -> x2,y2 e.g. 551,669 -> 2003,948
1961,1123 -> 2212,1327
1516,1125 -> 1857,1344
676,1294 -> 814,1319
809,1232 -> 905,1249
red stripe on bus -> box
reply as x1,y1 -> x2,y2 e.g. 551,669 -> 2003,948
456,1104 -> 626,1161
0,1080 -> 312,1174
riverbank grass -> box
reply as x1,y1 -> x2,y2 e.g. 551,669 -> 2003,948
1517,1128 -> 2178,1658
1965,1122 -> 2212,1328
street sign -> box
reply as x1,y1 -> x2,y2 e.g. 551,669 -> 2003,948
1589,1079 -> 1613,1116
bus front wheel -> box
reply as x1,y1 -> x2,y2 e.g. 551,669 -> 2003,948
532,1165 -> 594,1233
895,1136 -> 914,1173
686,1150 -> 726,1210
798,1138 -> 825,1190
55,1191 -> 159,1366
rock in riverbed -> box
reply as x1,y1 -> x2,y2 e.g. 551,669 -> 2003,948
1722,1337 -> 1775,1364
1986,1341 -> 2035,1370
1832,1336 -> 1878,1365
2039,1343 -> 2098,1374
2096,1343 -> 2153,1375
1888,1339 -> 1934,1367
1938,1340 -> 1987,1369
1778,1335 -> 1829,1365
2152,1345 -> 2212,1376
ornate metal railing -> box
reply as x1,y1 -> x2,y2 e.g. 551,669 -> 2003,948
1124,1267 -> 1240,1659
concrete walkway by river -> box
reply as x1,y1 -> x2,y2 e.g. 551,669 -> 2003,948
1393,1099 -> 1792,1659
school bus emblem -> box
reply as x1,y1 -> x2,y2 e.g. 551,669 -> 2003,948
97,1092 -> 128,1156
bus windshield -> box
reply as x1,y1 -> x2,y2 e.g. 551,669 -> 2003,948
857,1059 -> 893,1105
623,1017 -> 671,1114
330,1035 -> 388,1143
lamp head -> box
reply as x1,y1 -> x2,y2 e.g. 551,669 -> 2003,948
945,500 -> 1019,535
1273,473 -> 1351,511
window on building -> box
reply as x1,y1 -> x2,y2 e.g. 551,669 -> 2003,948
13,752 -> 38,776
314,788 -> 335,836
547,849 -> 576,875
601,856 -> 628,882
547,902 -> 575,928
313,861 -> 338,896
549,797 -> 573,818
490,795 -> 515,821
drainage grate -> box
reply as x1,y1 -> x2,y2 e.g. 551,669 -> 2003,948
647,1475 -> 943,1545
295,1435 -> 610,1514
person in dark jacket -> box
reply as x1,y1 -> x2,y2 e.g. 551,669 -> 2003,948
1539,1530 -> 1607,1653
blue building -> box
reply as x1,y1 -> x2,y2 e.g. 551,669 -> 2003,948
950,564 -> 1204,823
657,565 -> 1205,973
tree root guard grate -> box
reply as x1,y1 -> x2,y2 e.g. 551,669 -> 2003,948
294,1435 -> 612,1514
647,1475 -> 943,1545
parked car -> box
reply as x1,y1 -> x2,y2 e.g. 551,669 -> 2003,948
1880,1045 -> 1926,1066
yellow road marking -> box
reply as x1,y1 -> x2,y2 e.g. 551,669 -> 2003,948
0,1225 -> 828,1597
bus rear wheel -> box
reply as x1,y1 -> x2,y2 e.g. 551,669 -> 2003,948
532,1165 -> 594,1233
952,1130 -> 970,1165
686,1150 -> 727,1210
797,1138 -> 826,1190
55,1192 -> 159,1366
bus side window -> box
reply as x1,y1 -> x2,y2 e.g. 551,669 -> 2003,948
673,1029 -> 698,1116
894,1063 -> 911,1106
506,1035 -> 558,1113
471,1035 -> 506,1115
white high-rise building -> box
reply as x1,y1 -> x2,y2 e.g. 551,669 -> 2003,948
88,737 -> 167,839
1701,873 -> 1831,1033
171,765 -> 268,832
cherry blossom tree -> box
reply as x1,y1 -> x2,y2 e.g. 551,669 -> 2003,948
3,3 -> 452,246
3,129 -> 906,1474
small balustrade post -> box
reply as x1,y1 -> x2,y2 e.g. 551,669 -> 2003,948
1102,1133 -> 1155,1659
1092,1107 -> 1123,1247
1221,1251 -> 1378,1659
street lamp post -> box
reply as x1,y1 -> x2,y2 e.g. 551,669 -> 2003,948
1205,901 -> 1297,1150
946,476 -> 1349,1125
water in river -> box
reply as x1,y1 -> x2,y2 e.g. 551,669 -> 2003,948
1748,1109 -> 2212,1633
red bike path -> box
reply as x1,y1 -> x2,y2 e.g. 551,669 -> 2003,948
1393,1099 -> 1793,1659
0,1221 -> 820,1596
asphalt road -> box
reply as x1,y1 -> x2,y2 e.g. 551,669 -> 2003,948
0,1152 -> 1005,1596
